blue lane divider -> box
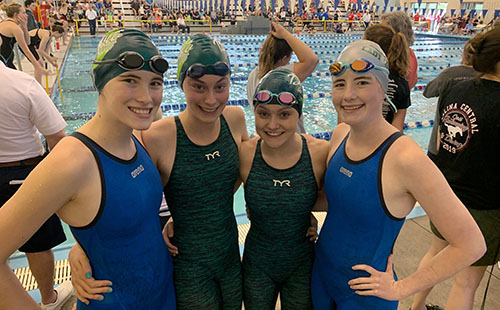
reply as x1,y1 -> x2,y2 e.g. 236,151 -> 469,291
158,43 -> 465,53
73,54 -> 460,68
65,83 -> 428,93
72,64 -> 450,76
64,108 -> 433,136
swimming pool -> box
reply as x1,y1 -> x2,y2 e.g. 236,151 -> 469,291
54,33 -> 465,151
41,32 -> 466,249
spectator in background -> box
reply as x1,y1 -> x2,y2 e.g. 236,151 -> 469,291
24,0 -> 39,30
362,9 -> 371,29
347,10 -> 354,31
130,0 -> 140,17
95,0 -> 104,16
85,4 -> 97,35
381,11 -> 418,89
176,13 -> 189,33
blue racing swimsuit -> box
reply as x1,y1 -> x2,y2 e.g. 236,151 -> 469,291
312,132 -> 404,310
70,132 -> 176,310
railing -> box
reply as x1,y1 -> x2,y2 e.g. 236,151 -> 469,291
294,19 -> 380,33
73,18 -> 214,35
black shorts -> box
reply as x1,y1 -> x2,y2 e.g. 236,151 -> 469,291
0,162 -> 66,253
430,207 -> 500,266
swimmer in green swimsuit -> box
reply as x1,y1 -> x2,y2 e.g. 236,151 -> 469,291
68,34 -> 249,309
239,68 -> 329,310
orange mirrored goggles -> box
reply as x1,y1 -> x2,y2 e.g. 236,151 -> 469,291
329,58 -> 388,76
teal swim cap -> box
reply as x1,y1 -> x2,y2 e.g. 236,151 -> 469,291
177,34 -> 230,89
336,40 -> 390,92
91,29 -> 165,92
254,68 -> 303,117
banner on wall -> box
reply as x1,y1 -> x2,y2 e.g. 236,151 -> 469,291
261,0 -> 265,12
334,0 -> 339,10
460,9 -> 466,16
450,9 -> 455,16
283,0 -> 288,11
299,0 -> 303,13
422,8 -> 426,15
404,7 -> 408,13
494,9 -> 500,19
430,9 -> 434,16
482,9 -> 488,17
272,0 -> 276,12
470,9 -> 476,17
390,6 -> 394,12
376,5 -> 379,13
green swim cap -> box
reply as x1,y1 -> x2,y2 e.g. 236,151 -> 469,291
177,34 -> 230,89
91,29 -> 164,92
254,68 -> 303,116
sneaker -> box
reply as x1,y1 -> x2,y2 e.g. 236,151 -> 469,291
41,281 -> 74,310
426,305 -> 444,310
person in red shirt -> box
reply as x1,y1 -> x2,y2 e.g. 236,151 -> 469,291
348,11 -> 354,31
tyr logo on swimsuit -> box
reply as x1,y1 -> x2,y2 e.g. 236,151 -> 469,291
273,179 -> 291,187
205,150 -> 221,160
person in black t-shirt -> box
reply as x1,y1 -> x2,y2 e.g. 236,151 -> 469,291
410,27 -> 500,310
423,41 -> 477,162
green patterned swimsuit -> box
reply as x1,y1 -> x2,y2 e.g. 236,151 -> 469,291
163,115 -> 242,309
243,136 -> 317,310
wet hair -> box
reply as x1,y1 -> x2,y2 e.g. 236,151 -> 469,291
257,35 -> 292,79
461,40 -> 474,66
364,24 -> 409,77
2,3 -> 22,18
469,27 -> 500,74
381,11 -> 414,46
52,25 -> 64,34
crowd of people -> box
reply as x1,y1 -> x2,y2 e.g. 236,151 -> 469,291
0,4 -> 499,310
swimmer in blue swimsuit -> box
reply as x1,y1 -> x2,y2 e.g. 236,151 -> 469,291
0,28 -> 176,309
311,40 -> 486,310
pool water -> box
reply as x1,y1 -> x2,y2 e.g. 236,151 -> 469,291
54,33 -> 466,139
43,32 -> 466,250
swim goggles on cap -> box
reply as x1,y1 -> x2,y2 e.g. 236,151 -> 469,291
93,51 -> 169,75
185,61 -> 231,79
329,58 -> 388,76
254,90 -> 297,106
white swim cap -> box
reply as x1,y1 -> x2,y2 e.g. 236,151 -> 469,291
335,40 -> 390,92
